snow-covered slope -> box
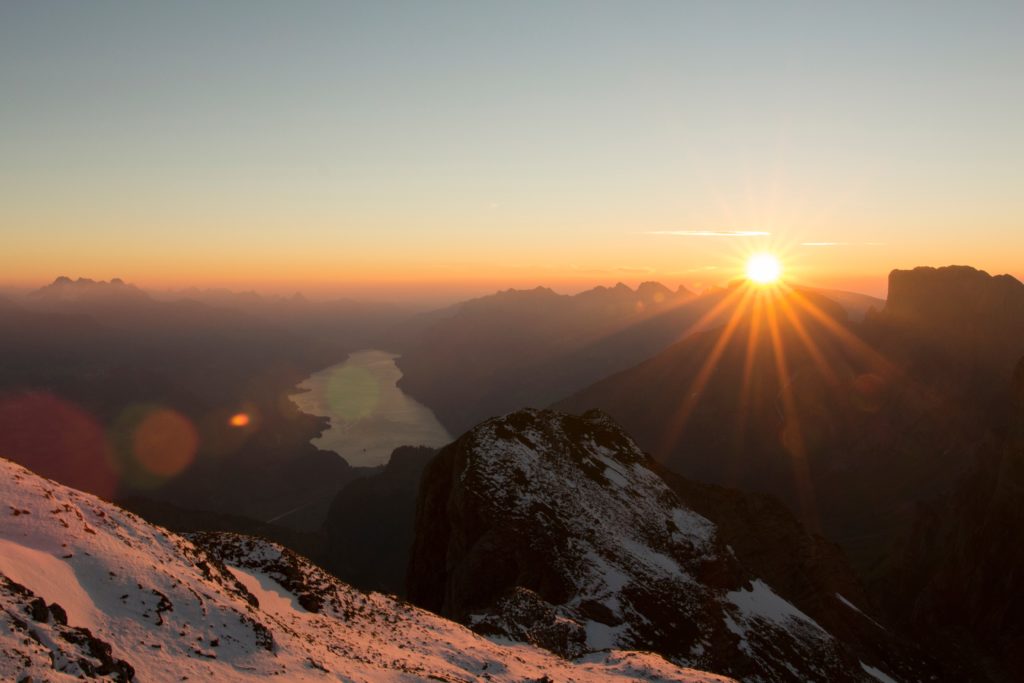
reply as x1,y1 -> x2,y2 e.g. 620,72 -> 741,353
408,409 -> 918,683
0,457 -> 733,682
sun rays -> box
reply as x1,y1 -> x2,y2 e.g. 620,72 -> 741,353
653,273 -> 895,531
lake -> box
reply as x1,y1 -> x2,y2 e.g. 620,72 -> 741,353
289,349 -> 452,467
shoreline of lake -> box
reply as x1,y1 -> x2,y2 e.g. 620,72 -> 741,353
289,349 -> 452,468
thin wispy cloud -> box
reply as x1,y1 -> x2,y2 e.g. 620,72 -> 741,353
800,241 -> 886,247
615,266 -> 655,274
645,230 -> 771,237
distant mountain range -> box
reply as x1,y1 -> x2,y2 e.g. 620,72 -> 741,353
394,281 -> 882,435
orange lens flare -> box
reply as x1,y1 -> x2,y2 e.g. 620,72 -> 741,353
132,409 -> 198,478
0,391 -> 117,499
229,412 -> 251,428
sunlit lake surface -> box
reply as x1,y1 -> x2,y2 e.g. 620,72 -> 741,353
290,349 -> 452,467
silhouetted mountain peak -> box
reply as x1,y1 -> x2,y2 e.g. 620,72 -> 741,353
881,265 -> 1024,377
887,265 -> 1024,317
30,276 -> 149,304
635,280 -> 675,301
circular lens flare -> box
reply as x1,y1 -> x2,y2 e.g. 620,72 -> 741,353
229,412 -> 251,428
746,253 -> 782,284
132,409 -> 197,478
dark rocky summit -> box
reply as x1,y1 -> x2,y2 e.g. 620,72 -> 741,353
873,265 -> 1024,394
407,408 -> 936,682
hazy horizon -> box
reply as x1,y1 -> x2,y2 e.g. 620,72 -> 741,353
1,267 -> 912,307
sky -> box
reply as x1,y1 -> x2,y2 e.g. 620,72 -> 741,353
2,1 -> 1022,301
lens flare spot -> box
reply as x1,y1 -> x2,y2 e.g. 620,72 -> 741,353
132,409 -> 198,478
229,412 -> 251,428
326,366 -> 380,421
0,391 -> 117,499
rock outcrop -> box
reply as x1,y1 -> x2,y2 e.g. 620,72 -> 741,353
878,265 -> 1024,383
407,408 -> 933,682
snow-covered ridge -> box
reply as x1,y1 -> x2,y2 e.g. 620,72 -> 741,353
0,457 -> 732,682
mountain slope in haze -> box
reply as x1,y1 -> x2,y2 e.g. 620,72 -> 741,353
0,456 -> 731,683
395,282 -> 694,434
803,287 -> 884,322
395,281 -> 880,436
556,269 -> 1024,568
408,408 -> 930,682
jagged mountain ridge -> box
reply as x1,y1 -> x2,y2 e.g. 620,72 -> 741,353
408,408 -> 925,682
0,456 -> 731,682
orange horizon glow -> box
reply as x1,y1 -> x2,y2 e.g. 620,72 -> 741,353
3,259 -> 1022,305
1,225 -> 1021,303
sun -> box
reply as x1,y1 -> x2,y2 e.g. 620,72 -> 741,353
746,253 -> 782,284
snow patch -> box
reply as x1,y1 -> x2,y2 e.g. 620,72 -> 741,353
860,660 -> 900,683
0,537 -> 102,631
585,620 -> 629,650
672,507 -> 716,544
836,592 -> 886,630
727,579 -> 830,638
227,565 -> 305,618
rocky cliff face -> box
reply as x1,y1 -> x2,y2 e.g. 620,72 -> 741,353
879,355 -> 1024,681
879,265 -> 1024,384
407,408 -> 931,682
